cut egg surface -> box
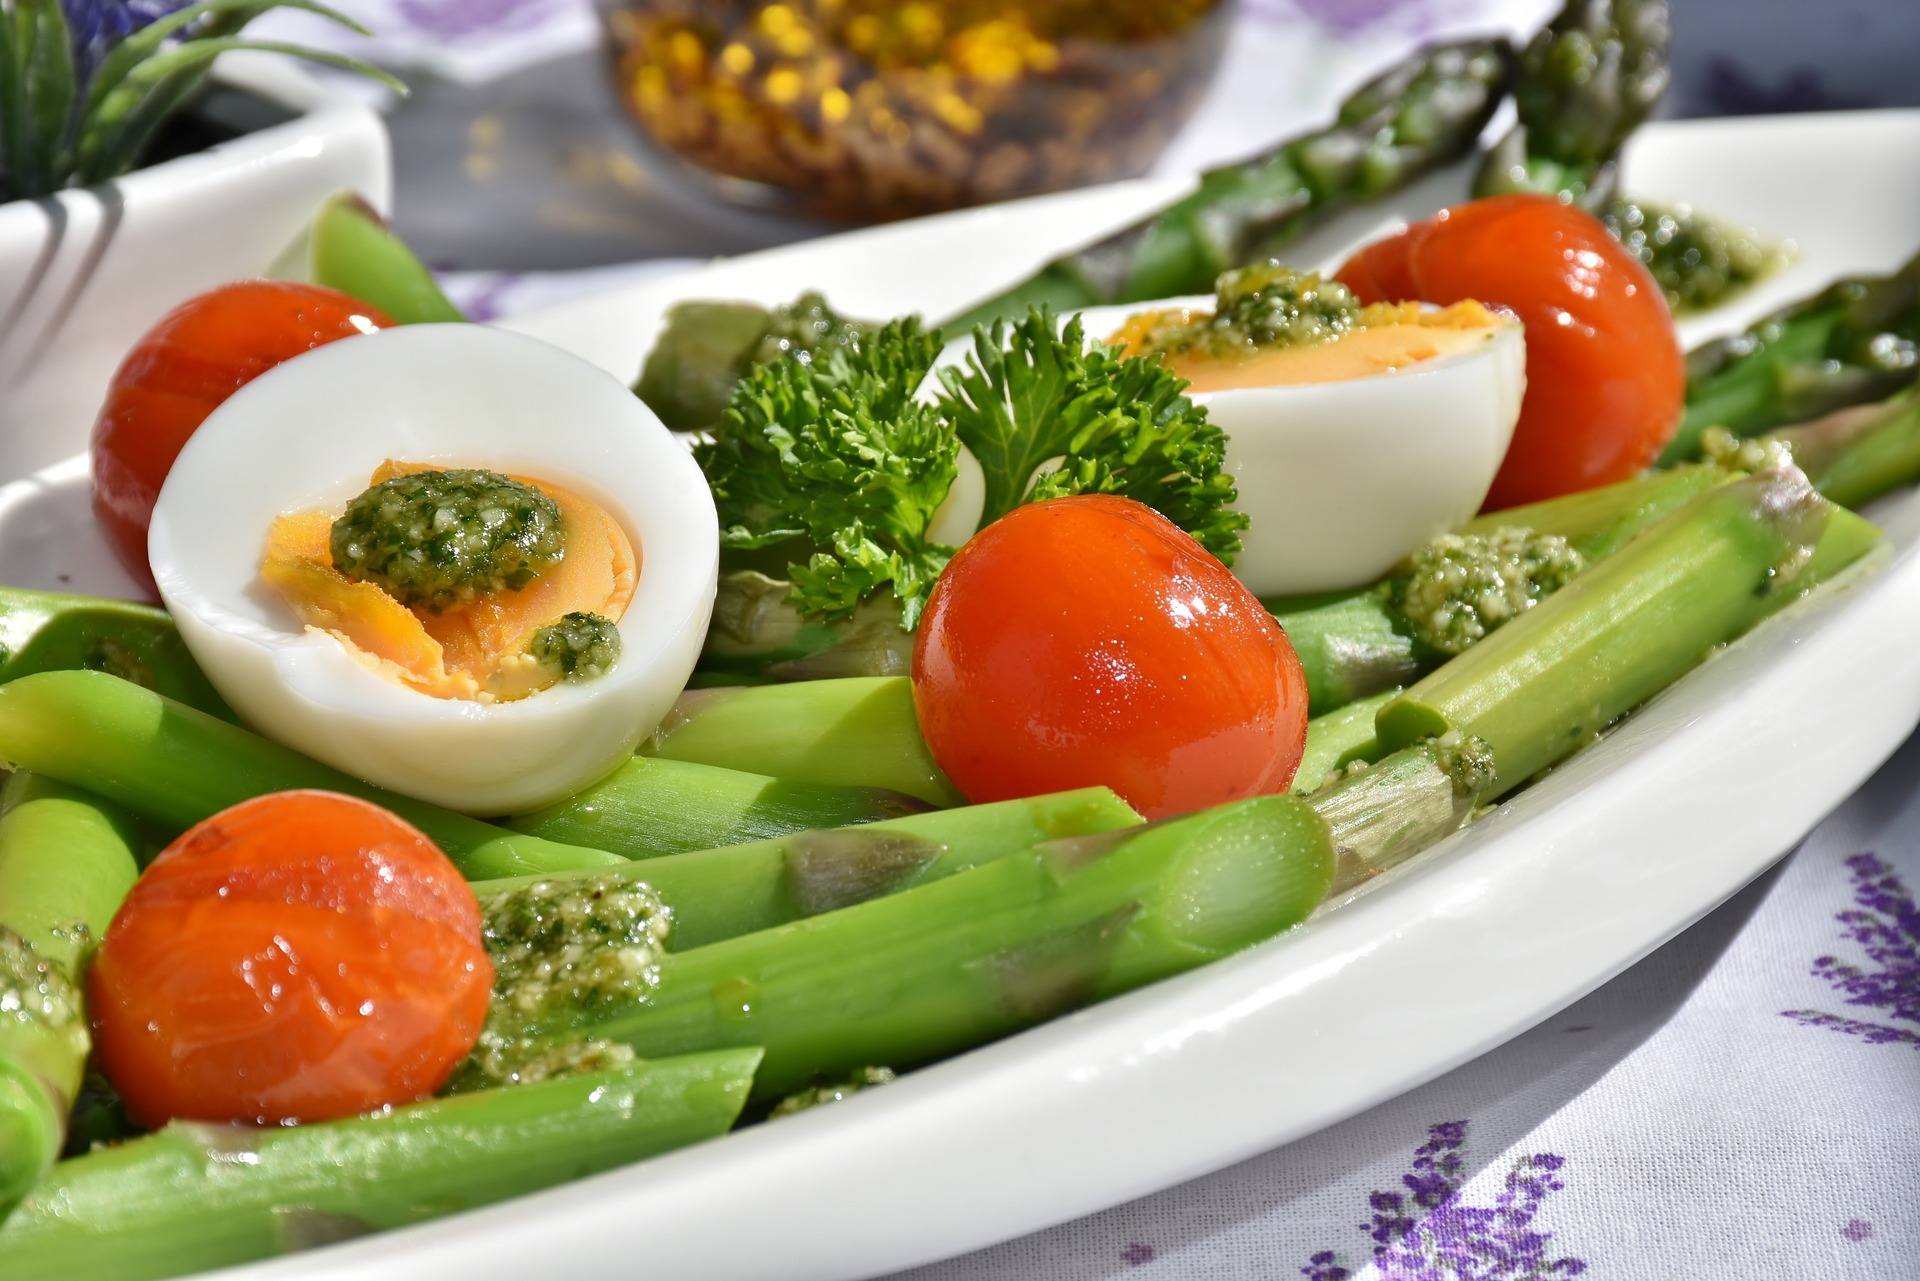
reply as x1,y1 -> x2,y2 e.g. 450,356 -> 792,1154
150,324 -> 719,815
930,298 -> 1525,598
1082,295 -> 1525,597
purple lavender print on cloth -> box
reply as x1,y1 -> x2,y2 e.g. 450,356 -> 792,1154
1782,853 -> 1920,1050
1301,1120 -> 1587,1279
391,0 -> 569,40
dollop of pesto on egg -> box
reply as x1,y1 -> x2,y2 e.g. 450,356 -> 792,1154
330,468 -> 566,613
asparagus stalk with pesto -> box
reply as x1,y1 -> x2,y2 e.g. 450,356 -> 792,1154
0,670 -> 625,881
0,1049 -> 762,1281
1663,248 -> 1920,464
1269,465 -> 1732,717
644,676 -> 963,807
507,755 -> 931,858
1309,470 -> 1883,898
940,38 -> 1512,337
1374,467 -> 1876,793
0,585 -> 229,719
480,786 -> 1143,952
0,775 -> 141,1213
309,191 -> 466,325
477,795 -> 1332,1101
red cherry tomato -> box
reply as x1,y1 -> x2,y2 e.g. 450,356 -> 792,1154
1335,194 -> 1684,510
91,281 -> 392,592
912,495 -> 1309,820
88,790 -> 491,1127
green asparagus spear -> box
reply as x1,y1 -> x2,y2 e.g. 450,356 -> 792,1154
0,776 -> 141,1213
636,293 -> 879,432
0,1049 -> 761,1281
1267,466 -> 1732,717
499,795 -> 1331,1100
1375,467 -> 1867,793
700,569 -> 917,681
1664,249 -> 1920,463
1309,742 -> 1479,895
1290,690 -> 1398,796
1757,388 -> 1920,510
0,670 -> 624,881
1471,0 -> 1671,213
309,191 -> 466,325
0,585 -> 228,719
644,676 -> 963,807
940,39 -> 1511,337
506,755 -> 930,859
478,786 -> 1143,952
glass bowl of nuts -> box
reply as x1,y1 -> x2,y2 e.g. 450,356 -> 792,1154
601,0 -> 1233,222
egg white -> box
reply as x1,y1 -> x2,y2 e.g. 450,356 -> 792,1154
931,299 -> 1525,597
1075,298 -> 1525,597
149,324 -> 719,815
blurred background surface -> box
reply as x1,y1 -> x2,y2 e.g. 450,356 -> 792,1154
247,0 -> 1920,307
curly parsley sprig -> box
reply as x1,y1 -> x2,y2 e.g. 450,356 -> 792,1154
696,306 -> 1246,630
941,309 -> 1245,561
697,318 -> 957,629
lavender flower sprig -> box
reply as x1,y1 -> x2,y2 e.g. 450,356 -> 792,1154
0,0 -> 403,203
1783,852 -> 1920,1050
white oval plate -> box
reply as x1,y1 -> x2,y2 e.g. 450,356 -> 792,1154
2,109 -> 1918,1281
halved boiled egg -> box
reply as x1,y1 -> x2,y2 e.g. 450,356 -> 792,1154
150,324 -> 718,814
1075,292 -> 1525,597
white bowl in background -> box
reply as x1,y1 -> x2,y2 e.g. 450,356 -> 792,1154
0,52 -> 389,483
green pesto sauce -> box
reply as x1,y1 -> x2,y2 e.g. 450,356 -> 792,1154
1386,526 -> 1586,656
330,468 -> 566,613
769,1066 -> 896,1118
526,611 -> 622,683
448,872 -> 669,1091
0,927 -> 87,1059
751,290 -> 878,371
1606,200 -> 1789,315
1130,263 -> 1366,361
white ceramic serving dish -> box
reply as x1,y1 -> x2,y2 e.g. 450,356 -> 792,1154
0,109 -> 1916,1281
0,53 -> 389,482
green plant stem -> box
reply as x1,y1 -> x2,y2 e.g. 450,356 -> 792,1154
939,38 -> 1511,337
1470,0 -> 1672,213
1461,464 -> 1730,560
523,796 -> 1332,1100
0,775 -> 141,1213
0,1049 -> 761,1281
309,191 -> 465,324
1290,690 -> 1398,795
1375,468 -> 1866,793
507,755 -> 933,860
644,676 -> 962,807
1307,744 -> 1475,895
0,670 -> 623,881
479,786 -> 1141,952
0,585 -> 230,720
1664,249 -> 1920,464
1266,466 -> 1737,719
1762,388 -> 1920,510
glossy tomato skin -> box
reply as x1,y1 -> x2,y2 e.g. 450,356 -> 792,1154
912,495 -> 1309,821
91,281 -> 392,592
88,790 -> 491,1127
1335,194 -> 1684,510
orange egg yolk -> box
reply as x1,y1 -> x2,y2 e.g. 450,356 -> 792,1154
260,461 -> 636,702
